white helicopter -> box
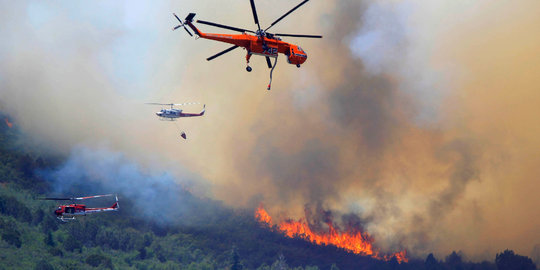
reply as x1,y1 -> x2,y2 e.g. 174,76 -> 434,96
146,102 -> 205,139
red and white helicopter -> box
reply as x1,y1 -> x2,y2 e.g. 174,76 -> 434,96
40,194 -> 119,222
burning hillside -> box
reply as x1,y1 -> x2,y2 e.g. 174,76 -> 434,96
255,205 -> 408,263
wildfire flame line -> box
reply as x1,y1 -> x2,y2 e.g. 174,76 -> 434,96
255,205 -> 408,263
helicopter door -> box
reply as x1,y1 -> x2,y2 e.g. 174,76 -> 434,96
264,44 -> 278,57
65,207 -> 75,214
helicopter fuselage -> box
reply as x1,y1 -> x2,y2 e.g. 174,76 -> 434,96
155,106 -> 205,120
54,202 -> 118,221
186,21 -> 308,66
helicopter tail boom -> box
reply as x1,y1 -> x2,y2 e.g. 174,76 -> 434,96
180,104 -> 205,117
184,13 -> 203,37
113,194 -> 119,210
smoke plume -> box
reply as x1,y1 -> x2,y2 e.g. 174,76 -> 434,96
39,145 -> 221,225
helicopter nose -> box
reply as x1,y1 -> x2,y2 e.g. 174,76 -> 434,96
156,112 -> 163,116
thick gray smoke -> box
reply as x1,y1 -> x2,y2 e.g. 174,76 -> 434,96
235,0 -> 540,260
244,1 -> 481,256
40,146 -> 218,225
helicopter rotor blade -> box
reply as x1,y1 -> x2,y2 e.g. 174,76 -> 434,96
73,194 -> 114,200
172,102 -> 201,106
266,56 -> 272,68
146,102 -> 201,107
249,0 -> 261,31
274,33 -> 322,38
146,103 -> 174,106
39,194 -> 114,201
183,27 -> 193,36
197,20 -> 255,34
265,0 -> 309,32
173,13 -> 182,23
207,45 -> 240,61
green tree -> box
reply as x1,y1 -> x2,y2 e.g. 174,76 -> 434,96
495,250 -> 536,270
85,254 -> 113,269
1,228 -> 22,248
257,263 -> 271,270
16,154 -> 34,177
60,260 -> 83,270
143,232 -> 153,247
40,214 -> 59,233
66,219 -> 99,245
86,254 -> 104,267
137,247 -> 147,260
63,235 -> 81,252
96,228 -> 119,250
0,195 -> 32,222
230,245 -> 243,270
101,258 -> 114,270
446,251 -> 464,270
425,253 -> 440,270
32,208 -> 45,225
48,247 -> 63,257
44,231 -> 55,246
34,260 -> 54,270
271,254 -> 288,270
153,243 -> 167,262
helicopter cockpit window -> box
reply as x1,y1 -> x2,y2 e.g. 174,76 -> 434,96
298,47 -> 304,52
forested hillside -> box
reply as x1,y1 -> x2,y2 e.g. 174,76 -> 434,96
0,117 -> 537,270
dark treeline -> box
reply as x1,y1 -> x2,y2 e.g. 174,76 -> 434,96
0,116 -> 538,270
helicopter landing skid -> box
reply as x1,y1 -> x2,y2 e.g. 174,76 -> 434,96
57,216 -> 76,222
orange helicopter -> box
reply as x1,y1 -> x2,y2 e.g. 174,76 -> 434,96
173,0 -> 322,90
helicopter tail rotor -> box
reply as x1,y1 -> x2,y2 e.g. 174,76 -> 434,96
112,194 -> 119,210
173,13 -> 193,36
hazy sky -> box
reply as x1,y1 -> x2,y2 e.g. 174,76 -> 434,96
1,0 -> 539,261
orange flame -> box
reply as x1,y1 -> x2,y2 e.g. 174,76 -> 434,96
255,204 -> 273,225
4,118 -> 13,128
255,205 -> 408,263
